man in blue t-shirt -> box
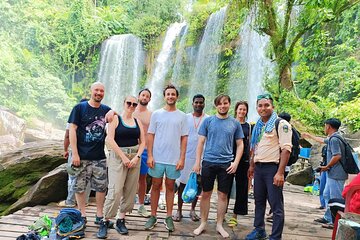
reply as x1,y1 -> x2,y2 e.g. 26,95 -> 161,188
193,94 -> 244,238
68,82 -> 112,224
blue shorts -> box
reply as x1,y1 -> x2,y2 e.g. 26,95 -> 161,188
140,149 -> 149,175
148,163 -> 180,180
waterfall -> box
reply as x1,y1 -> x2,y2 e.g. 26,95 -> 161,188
147,22 -> 187,110
188,6 -> 227,111
171,25 -> 189,91
98,34 -> 145,113
228,10 -> 273,122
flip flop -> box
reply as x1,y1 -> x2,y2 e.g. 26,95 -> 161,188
189,211 -> 200,222
227,217 -> 238,227
172,212 -> 183,222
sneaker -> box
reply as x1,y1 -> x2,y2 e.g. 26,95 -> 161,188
245,228 -> 267,240
314,217 -> 329,224
138,205 -> 150,218
164,216 -> 175,232
144,216 -> 157,230
96,220 -> 108,239
57,200 -> 76,208
95,216 -> 114,228
115,218 -> 128,235
144,194 -> 151,205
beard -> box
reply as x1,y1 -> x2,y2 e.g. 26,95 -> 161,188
139,100 -> 149,106
93,96 -> 103,102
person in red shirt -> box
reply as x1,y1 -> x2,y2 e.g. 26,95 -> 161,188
324,173 -> 360,229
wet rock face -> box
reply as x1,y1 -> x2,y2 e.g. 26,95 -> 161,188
0,108 -> 26,155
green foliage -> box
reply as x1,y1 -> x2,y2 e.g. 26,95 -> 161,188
336,96 -> 360,131
222,2 -> 248,44
186,1 -> 222,45
277,91 -> 331,134
0,0 -> 180,124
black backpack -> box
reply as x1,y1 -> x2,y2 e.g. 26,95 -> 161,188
275,118 -> 300,166
329,135 -> 359,174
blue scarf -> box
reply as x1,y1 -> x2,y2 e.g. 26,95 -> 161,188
250,112 -> 278,150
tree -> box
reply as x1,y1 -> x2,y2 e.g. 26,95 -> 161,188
247,0 -> 360,91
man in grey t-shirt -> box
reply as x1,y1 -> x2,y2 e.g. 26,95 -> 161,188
193,94 -> 244,238
313,118 -> 347,226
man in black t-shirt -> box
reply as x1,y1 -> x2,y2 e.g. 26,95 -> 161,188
68,82 -> 112,224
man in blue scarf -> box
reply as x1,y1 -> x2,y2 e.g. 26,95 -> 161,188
245,93 -> 292,240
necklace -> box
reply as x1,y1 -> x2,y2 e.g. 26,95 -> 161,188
193,113 -> 204,129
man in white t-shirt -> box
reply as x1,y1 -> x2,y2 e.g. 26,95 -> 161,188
144,84 -> 189,232
173,94 -> 208,222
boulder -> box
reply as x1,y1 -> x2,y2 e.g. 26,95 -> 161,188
5,164 -> 68,215
0,107 -> 26,155
0,140 -> 66,214
25,118 -> 64,142
286,160 -> 314,186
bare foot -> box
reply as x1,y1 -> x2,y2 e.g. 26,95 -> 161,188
193,222 -> 206,236
216,224 -> 229,238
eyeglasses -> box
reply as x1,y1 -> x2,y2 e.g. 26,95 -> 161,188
257,93 -> 273,100
126,101 -> 138,107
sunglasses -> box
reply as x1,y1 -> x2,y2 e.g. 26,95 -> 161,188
126,101 -> 138,107
257,93 -> 273,100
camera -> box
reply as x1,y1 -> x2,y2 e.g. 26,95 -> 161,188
315,166 -> 322,173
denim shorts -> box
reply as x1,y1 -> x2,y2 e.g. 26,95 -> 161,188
148,163 -> 180,180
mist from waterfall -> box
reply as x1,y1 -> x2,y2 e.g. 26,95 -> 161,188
228,10 -> 272,122
98,34 -> 145,113
147,22 -> 187,111
188,6 -> 227,111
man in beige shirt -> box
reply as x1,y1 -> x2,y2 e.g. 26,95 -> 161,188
246,93 -> 292,240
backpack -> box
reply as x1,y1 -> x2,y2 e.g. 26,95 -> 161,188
275,118 -> 300,166
320,145 -> 327,166
329,135 -> 360,174
55,208 -> 85,239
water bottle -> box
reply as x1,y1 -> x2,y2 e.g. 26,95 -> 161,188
312,178 -> 320,196
49,218 -> 57,240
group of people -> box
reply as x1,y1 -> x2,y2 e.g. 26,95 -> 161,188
62,81 -> 316,240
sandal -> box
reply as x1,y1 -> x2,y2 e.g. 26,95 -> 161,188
227,217 -> 238,227
189,211 -> 200,222
172,212 -> 183,222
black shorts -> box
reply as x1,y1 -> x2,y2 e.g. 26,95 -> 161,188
201,161 -> 234,193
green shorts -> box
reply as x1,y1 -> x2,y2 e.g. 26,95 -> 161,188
148,163 -> 180,180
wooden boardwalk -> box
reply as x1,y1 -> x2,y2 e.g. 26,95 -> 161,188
0,184 -> 332,239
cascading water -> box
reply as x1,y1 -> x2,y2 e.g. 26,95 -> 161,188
228,10 -> 273,122
188,6 -> 227,111
171,25 -> 189,91
98,34 -> 145,113
147,22 -> 187,110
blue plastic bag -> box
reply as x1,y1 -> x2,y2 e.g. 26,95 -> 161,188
182,172 -> 198,203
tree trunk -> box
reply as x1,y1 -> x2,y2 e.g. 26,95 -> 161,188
279,63 -> 293,90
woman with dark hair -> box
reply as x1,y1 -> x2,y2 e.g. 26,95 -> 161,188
227,101 -> 252,227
